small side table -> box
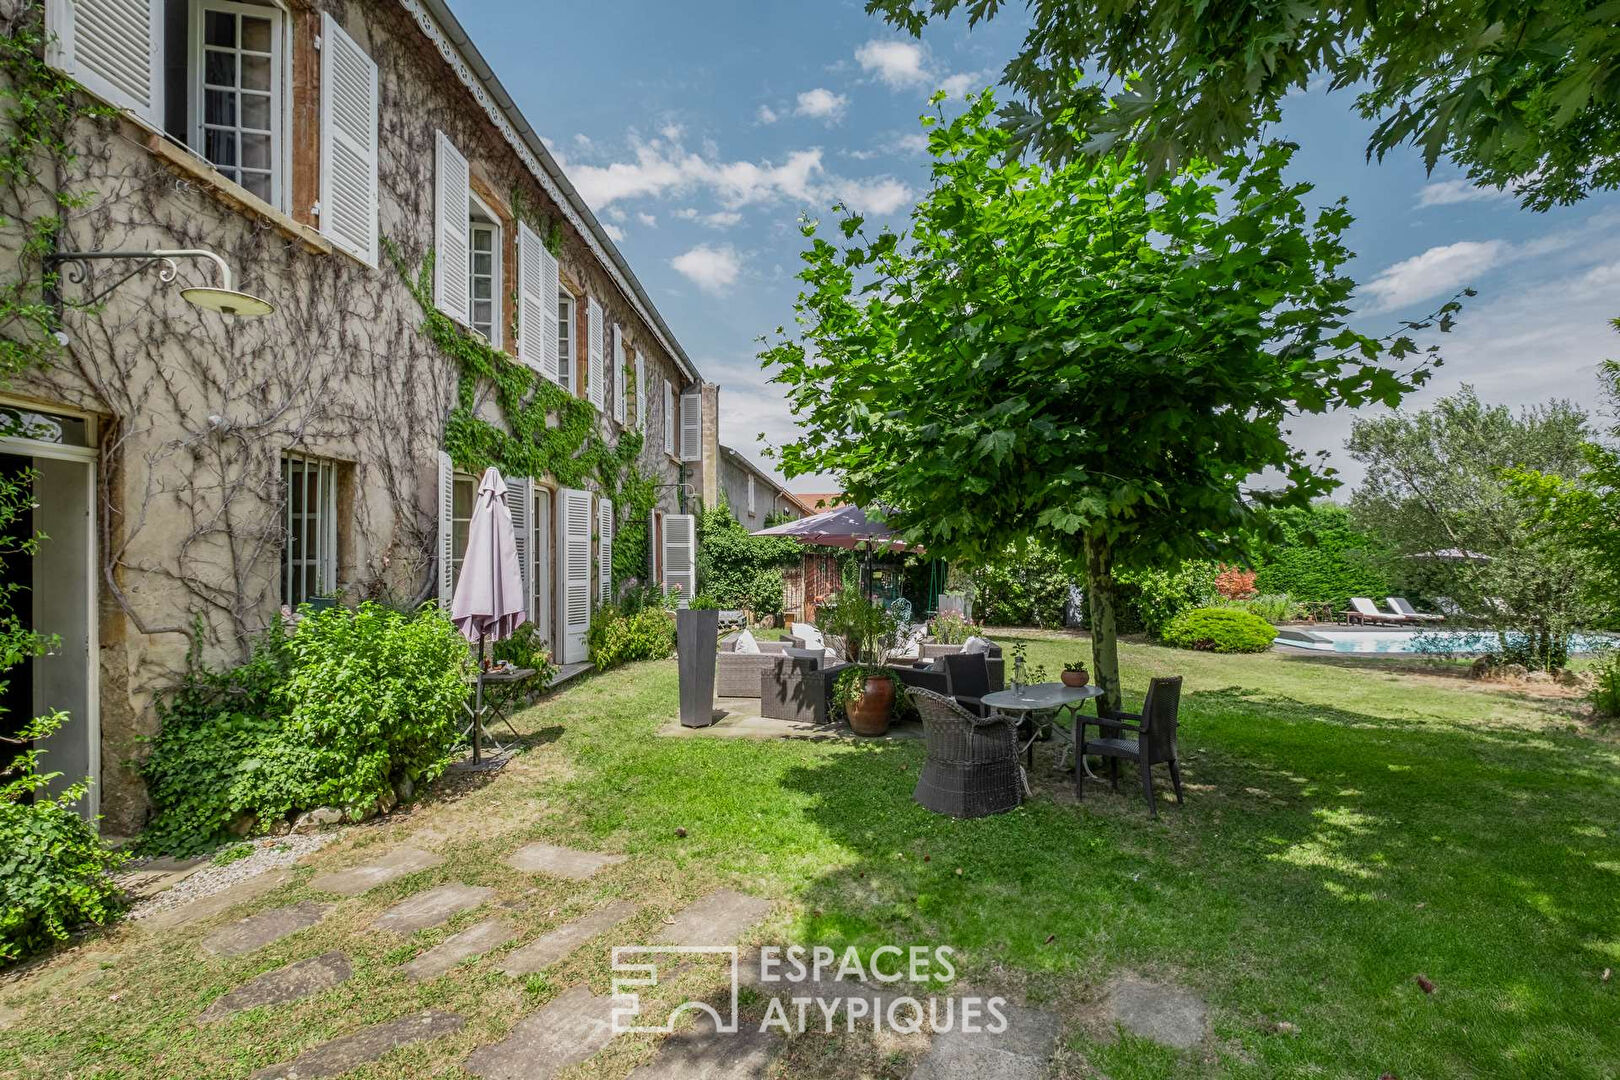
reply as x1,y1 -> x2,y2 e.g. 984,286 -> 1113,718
462,666 -> 537,753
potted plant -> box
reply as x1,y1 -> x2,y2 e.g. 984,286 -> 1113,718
817,589 -> 903,735
676,590 -> 720,727
1061,658 -> 1090,688
836,665 -> 899,736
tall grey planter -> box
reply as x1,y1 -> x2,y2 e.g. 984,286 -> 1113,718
677,608 -> 720,728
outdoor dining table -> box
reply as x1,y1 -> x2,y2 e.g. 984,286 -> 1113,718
982,682 -> 1106,777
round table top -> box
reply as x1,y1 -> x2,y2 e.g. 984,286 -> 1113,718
982,682 -> 1103,712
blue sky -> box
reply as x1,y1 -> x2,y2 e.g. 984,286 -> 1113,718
457,0 -> 1620,494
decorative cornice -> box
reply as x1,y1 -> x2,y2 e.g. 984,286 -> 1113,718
396,0 -> 691,381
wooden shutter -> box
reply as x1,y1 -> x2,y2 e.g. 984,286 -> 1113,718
47,0 -> 163,126
437,451 -> 455,610
663,513 -> 697,599
612,325 -> 627,425
518,222 -> 560,381
598,497 -> 614,605
586,297 -> 605,409
434,131 -> 471,323
635,352 -> 646,431
557,487 -> 592,664
504,474 -> 532,620
318,13 -> 379,266
663,380 -> 675,455
680,389 -> 702,462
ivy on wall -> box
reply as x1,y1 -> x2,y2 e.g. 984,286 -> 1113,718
389,243 -> 661,596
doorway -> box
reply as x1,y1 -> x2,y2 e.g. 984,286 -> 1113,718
0,411 -> 99,823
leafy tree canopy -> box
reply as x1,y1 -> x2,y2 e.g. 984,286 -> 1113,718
761,95 -> 1449,705
865,0 -> 1620,209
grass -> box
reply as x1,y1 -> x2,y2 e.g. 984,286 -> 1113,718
1,629 -> 1616,1078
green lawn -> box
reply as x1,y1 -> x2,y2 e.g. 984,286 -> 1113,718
1,630 -> 1616,1078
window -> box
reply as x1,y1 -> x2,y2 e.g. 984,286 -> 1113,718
663,379 -> 675,456
468,195 -> 501,347
282,454 -> 336,607
189,1 -> 285,206
747,474 -> 756,516
557,295 -> 574,393
450,472 -> 476,588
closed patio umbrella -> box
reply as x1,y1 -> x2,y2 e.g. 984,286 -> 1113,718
451,466 -> 526,764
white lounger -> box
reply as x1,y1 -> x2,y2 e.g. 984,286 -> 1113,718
1346,597 -> 1409,625
1387,597 -> 1444,622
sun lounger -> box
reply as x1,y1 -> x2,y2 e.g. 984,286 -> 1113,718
1387,597 -> 1444,622
1342,597 -> 1409,625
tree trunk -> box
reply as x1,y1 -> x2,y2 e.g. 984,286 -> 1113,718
1084,535 -> 1122,715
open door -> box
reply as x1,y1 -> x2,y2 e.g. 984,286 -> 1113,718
556,487 -> 591,665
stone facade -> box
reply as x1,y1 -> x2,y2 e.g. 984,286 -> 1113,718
0,0 -> 720,831
717,444 -> 803,532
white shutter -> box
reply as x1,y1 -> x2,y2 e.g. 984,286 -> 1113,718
648,508 -> 659,580
318,13 -> 379,266
680,389 -> 702,463
586,297 -> 605,410
598,497 -> 614,605
747,474 -> 756,516
504,474 -> 532,620
47,0 -> 163,126
557,487 -> 592,664
612,325 -> 627,425
437,451 -> 455,610
518,222 -> 561,382
663,380 -> 675,456
663,513 -> 697,600
434,131 -> 471,324
635,352 -> 646,431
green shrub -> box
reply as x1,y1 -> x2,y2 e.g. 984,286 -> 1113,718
1251,503 -> 1390,610
488,621 -> 558,713
1224,593 -> 1303,625
694,504 -> 800,616
140,604 -> 472,855
971,541 -> 1076,628
2,712 -> 127,968
587,605 -> 675,669
1162,607 -> 1279,653
1592,650 -> 1620,718
930,611 -> 978,644
1116,560 -> 1219,636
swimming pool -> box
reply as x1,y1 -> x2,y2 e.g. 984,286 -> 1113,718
1275,629 -> 1615,655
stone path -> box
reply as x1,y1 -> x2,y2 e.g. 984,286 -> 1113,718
501,901 -> 639,976
197,951 -> 352,1024
1103,975 -> 1207,1049
372,883 -> 493,935
463,983 -> 620,1080
201,901 -> 332,958
906,1000 -> 1061,1080
137,869 -> 293,931
250,1010 -> 466,1079
626,1011 -> 781,1079
506,842 -> 626,880
402,919 -> 517,981
309,847 -> 443,897
655,889 -> 772,946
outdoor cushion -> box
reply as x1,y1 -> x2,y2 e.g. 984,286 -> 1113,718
734,628 -> 761,654
795,624 -> 826,651
961,635 -> 992,654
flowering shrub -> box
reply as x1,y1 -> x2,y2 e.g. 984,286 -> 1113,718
1214,565 -> 1258,601
930,611 -> 979,644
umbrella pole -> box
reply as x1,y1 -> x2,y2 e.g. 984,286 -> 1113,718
472,631 -> 486,765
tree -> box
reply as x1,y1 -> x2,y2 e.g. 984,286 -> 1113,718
1347,386 -> 1609,667
864,0 -> 1620,209
761,96 -> 1448,711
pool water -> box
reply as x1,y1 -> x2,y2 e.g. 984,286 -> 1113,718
1277,629 -> 1615,655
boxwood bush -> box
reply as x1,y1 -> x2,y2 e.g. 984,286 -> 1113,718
1162,607 -> 1279,653
587,605 -> 676,669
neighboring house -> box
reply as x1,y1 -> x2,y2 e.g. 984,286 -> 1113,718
717,444 -> 806,531
2,0 -> 720,832
795,491 -> 846,513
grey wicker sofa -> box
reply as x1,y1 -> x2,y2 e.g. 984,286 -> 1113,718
715,637 -> 795,698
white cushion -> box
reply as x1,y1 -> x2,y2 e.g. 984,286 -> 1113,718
733,629 -> 761,654
795,624 -> 825,651
961,635 -> 991,654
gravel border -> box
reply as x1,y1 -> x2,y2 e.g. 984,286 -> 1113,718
128,832 -> 338,921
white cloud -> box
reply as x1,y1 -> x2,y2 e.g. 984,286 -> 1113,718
1417,178 -> 1511,208
659,122 -> 685,141
635,211 -> 657,228
671,243 -> 742,295
831,176 -> 912,215
702,210 -> 743,228
856,40 -> 930,88
898,132 -> 929,154
1360,240 -> 1509,312
757,104 -> 779,124
938,70 -> 991,99
795,87 -> 849,122
602,222 -> 626,243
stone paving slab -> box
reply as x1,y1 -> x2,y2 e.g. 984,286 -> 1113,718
197,951 -> 352,1024
0,1005 -> 18,1031
655,889 -> 772,946
309,847 -> 443,897
463,983 -> 620,1079
627,1011 -> 781,1078
906,1001 -> 1061,1080
137,869 -> 293,931
501,901 -> 639,977
201,901 -> 333,958
1103,976 -> 1207,1049
371,883 -> 493,935
118,855 -> 209,901
505,842 -> 627,880
403,919 -> 517,981
250,1009 -> 466,1079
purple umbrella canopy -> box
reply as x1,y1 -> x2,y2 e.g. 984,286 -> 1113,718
451,466 -> 526,644
752,504 -> 921,553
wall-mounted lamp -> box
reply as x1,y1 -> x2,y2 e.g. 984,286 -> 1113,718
44,248 -> 275,321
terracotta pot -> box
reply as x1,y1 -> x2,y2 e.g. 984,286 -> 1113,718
1060,668 -> 1089,688
846,674 -> 895,736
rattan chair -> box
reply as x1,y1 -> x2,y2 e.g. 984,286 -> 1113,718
1078,676 -> 1184,817
910,688 -> 1025,818
941,652 -> 992,717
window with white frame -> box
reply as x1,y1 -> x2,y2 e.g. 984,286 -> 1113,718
190,1 -> 285,206
282,454 -> 336,607
468,195 -> 502,347
747,473 -> 756,516
450,472 -> 477,588
557,295 -> 574,393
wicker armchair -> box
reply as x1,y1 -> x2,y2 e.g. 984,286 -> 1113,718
910,688 -> 1025,818
715,640 -> 792,698
759,652 -> 828,724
